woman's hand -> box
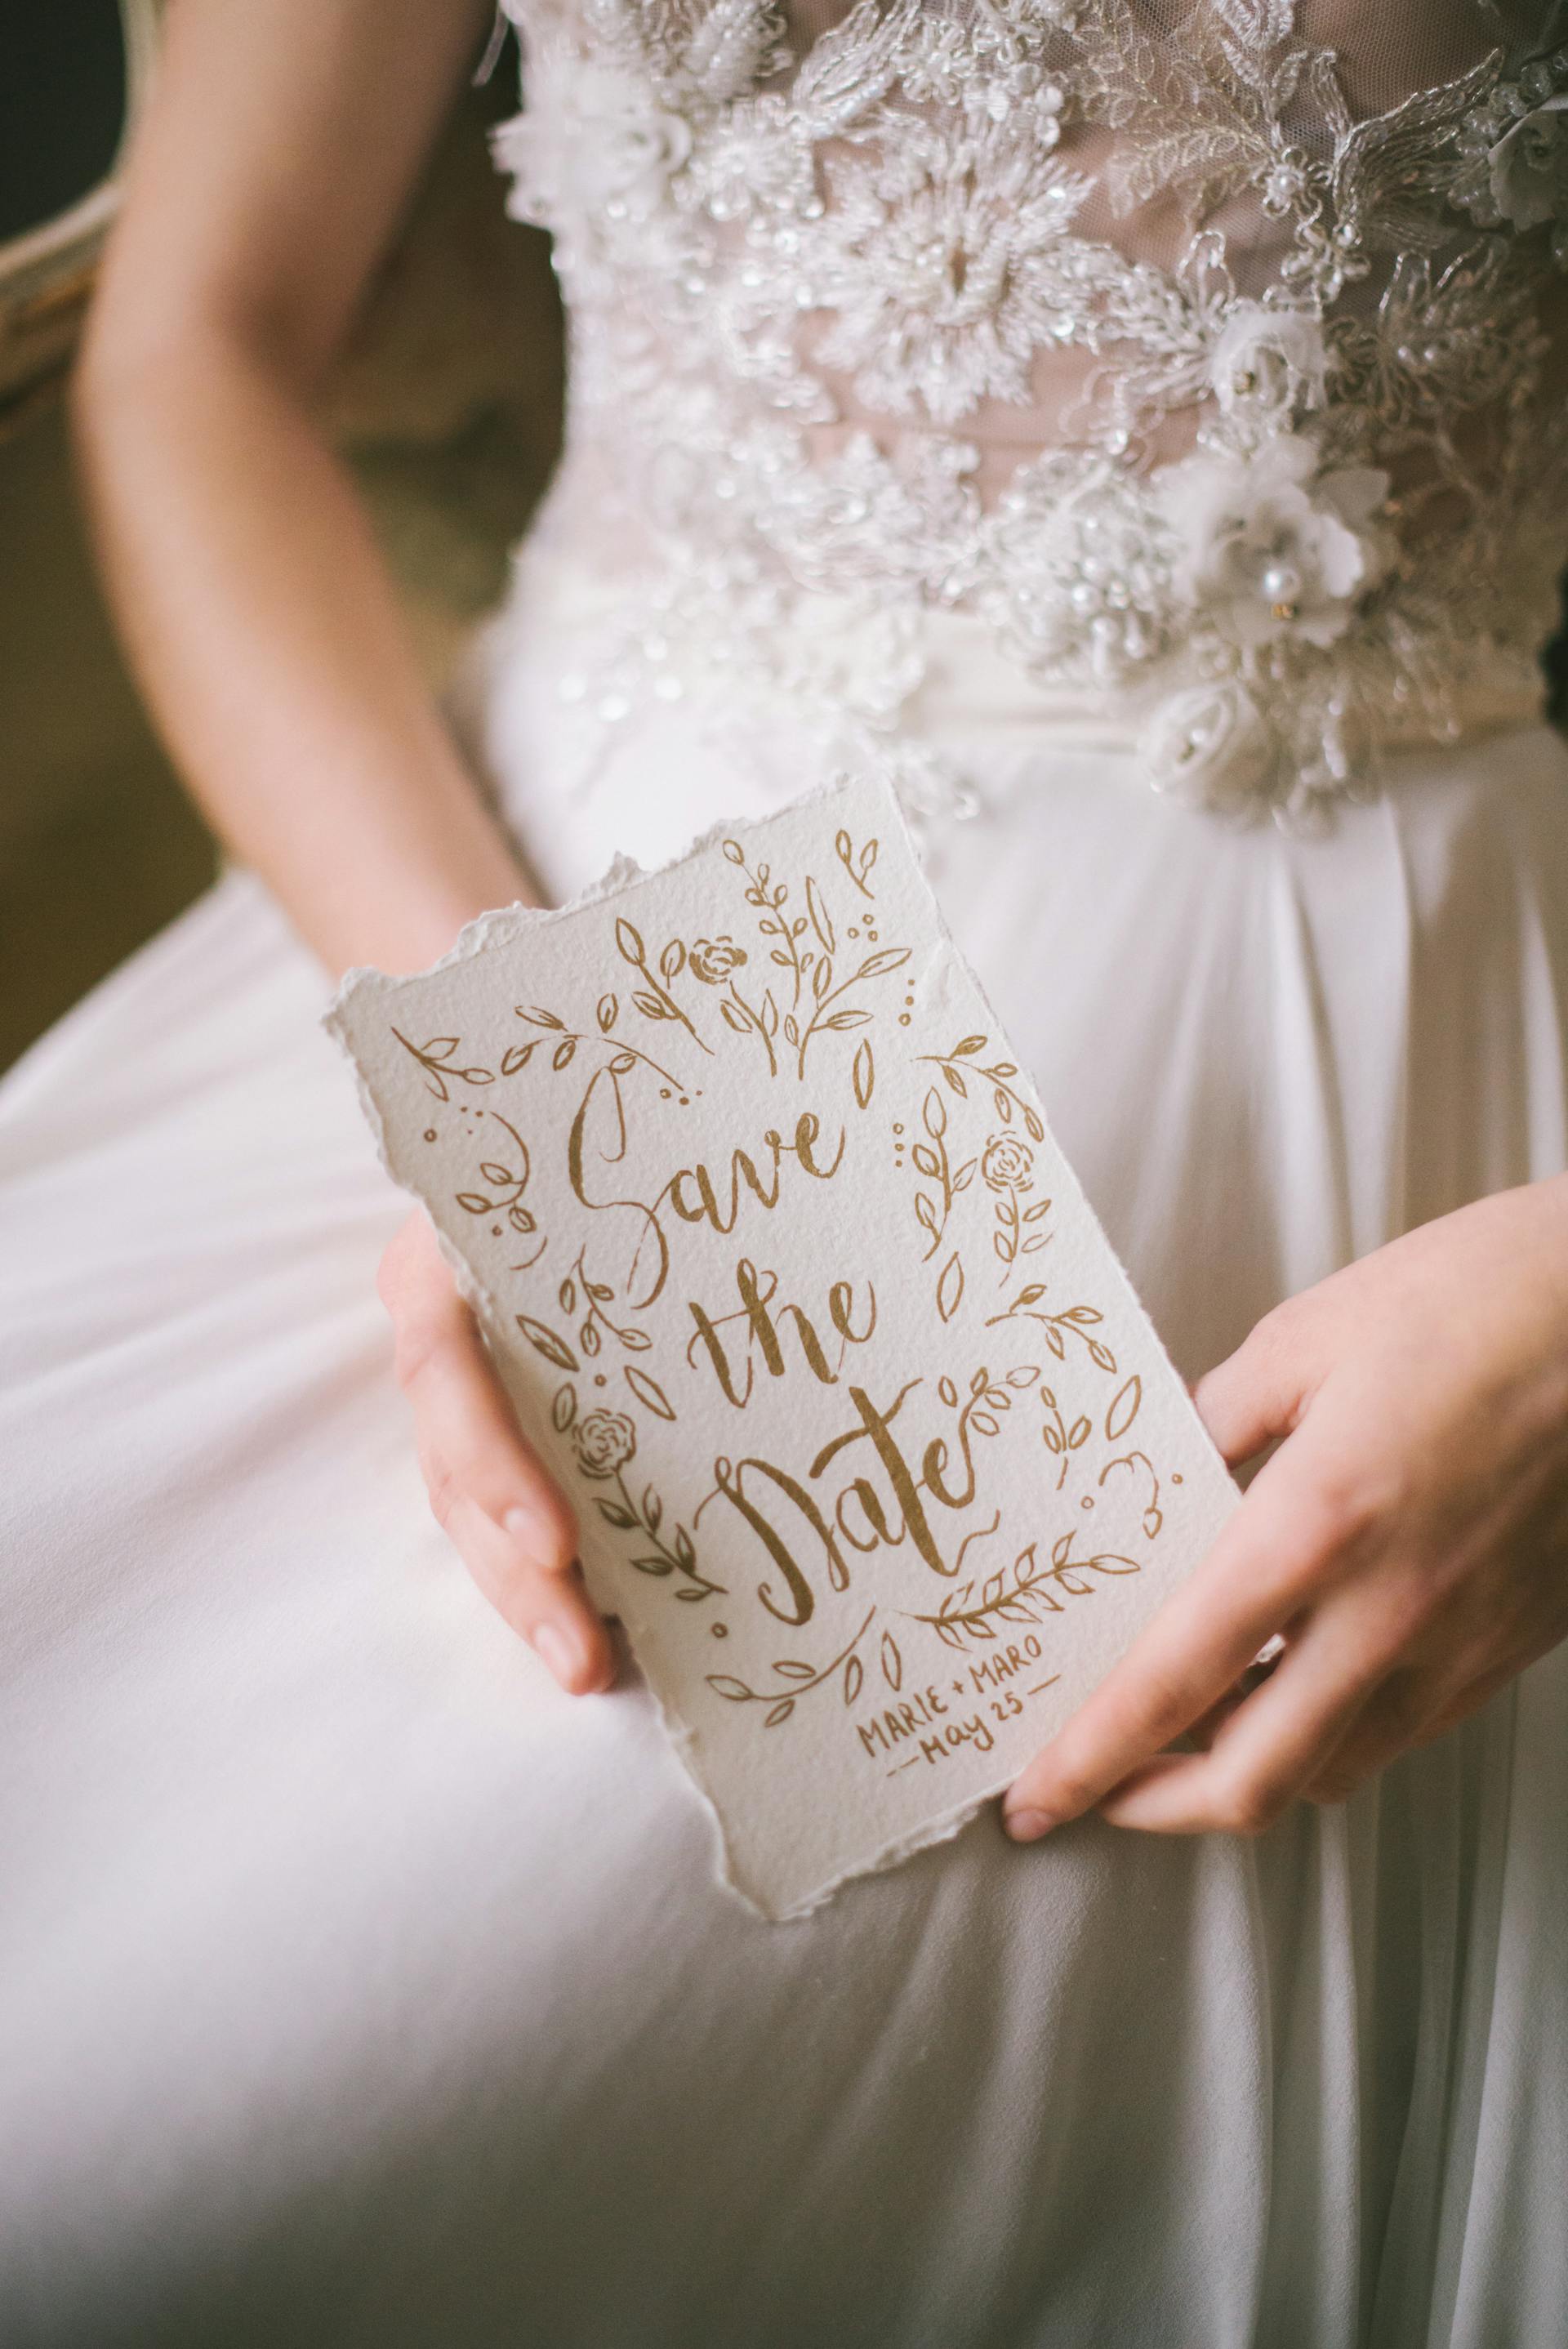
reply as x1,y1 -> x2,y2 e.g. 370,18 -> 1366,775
378,1214 -> 615,1695
1004,1178 -> 1568,1842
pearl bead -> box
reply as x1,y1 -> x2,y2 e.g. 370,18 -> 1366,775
1260,562 -> 1302,603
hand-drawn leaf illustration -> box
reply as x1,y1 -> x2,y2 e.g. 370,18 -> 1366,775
1068,1416 -> 1091,1448
500,1043 -> 535,1076
1023,1201 -> 1053,1224
523,1006 -> 565,1031
476,1161 -> 511,1188
673,1584 -> 709,1601
1024,1108 -> 1045,1143
559,1277 -> 577,1313
1018,1282 -> 1048,1305
615,918 -> 646,966
708,1675 -> 752,1701
632,991 -> 669,1020
515,1313 -> 578,1371
580,1321 -> 601,1357
720,1000 -> 751,1033
625,1364 -> 677,1420
551,1038 -> 577,1071
911,1143 -> 940,1178
992,1061 -> 1018,1079
805,874 -> 835,954
812,956 -> 833,1001
857,947 -> 911,981
773,1659 -> 816,1682
1004,1365 -> 1040,1389
551,1384 -> 577,1433
821,1009 -> 872,1031
597,993 -> 618,1032
659,939 -> 686,982
844,1654 -> 864,1706
722,839 -> 745,866
971,1411 -> 1000,1437
952,1034 -> 987,1056
456,1192 -> 492,1214
880,1629 -> 902,1692
994,1089 -> 1014,1124
633,1554 -> 675,1577
619,1327 -> 653,1352
915,1192 -> 938,1234
922,1085 -> 947,1139
608,1050 -> 637,1076
940,1064 -> 968,1098
644,1486 -> 663,1531
1089,1339 -> 1118,1372
674,1526 -> 695,1567
783,1014 -> 800,1047
937,1250 -> 964,1323
1106,1375 -> 1143,1442
762,991 -> 780,1037
764,1698 -> 795,1728
595,1498 -> 635,1529
852,1038 -> 874,1108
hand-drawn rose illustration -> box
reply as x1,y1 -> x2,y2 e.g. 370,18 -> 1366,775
689,935 -> 749,983
982,1134 -> 1035,1193
573,1408 -> 638,1479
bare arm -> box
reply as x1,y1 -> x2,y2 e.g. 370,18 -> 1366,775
74,0 -> 522,975
75,0 -> 612,1693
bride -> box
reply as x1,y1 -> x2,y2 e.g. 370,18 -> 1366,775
3,0 -> 1566,2340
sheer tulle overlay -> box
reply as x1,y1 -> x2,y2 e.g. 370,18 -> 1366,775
3,4 -> 1568,2343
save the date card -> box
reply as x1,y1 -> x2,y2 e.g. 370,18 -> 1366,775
328,775 -> 1236,1916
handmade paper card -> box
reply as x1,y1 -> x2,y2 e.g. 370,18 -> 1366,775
328,776 -> 1237,1917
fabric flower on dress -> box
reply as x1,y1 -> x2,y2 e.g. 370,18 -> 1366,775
1156,431 -> 1392,651
811,110 -> 1089,426
494,65 -> 693,221
572,1410 -> 638,1480
1210,305 -> 1329,421
1453,59 -> 1568,267
688,936 -> 747,983
1142,680 -> 1273,814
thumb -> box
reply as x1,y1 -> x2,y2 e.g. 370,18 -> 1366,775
1193,1304 -> 1315,1470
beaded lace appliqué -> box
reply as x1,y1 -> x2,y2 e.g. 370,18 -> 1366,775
495,0 -> 1568,825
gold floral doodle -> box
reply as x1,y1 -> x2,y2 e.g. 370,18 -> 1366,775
908,1534 -> 1143,1651
834,827 -> 878,901
510,1001 -> 688,1091
706,1606 -> 877,1727
986,1285 -> 1118,1373
450,1108 -> 545,1269
919,1035 -> 1047,1143
393,1027 -> 496,1102
555,1385 -> 721,1600
614,920 -> 714,1055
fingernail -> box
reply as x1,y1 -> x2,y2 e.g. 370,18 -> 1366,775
504,1504 -> 553,1559
532,1623 -> 585,1688
1004,1807 -> 1056,1843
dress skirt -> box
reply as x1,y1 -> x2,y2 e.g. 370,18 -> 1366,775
2,600 -> 1566,2347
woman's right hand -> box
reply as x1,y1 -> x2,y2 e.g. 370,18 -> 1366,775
377,1213 -> 615,1695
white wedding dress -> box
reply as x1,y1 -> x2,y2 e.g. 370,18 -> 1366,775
4,3 -> 1568,2342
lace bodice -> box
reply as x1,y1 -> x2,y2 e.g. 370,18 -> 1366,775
493,0 -> 1568,821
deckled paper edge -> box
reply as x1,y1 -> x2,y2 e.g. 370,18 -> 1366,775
322,774 -> 1240,1923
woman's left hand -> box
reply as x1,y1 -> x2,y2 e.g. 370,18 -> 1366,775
1003,1177 -> 1568,1842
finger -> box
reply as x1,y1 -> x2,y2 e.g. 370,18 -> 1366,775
1192,1304 -> 1316,1469
1003,1446 -> 1362,1839
386,1235 -> 578,1574
1094,1598 -> 1390,1835
433,1486 -> 614,1695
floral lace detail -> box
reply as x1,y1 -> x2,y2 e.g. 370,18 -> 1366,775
495,0 -> 1568,825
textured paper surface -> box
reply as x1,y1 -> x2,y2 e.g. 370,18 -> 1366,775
327,777 -> 1237,1917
